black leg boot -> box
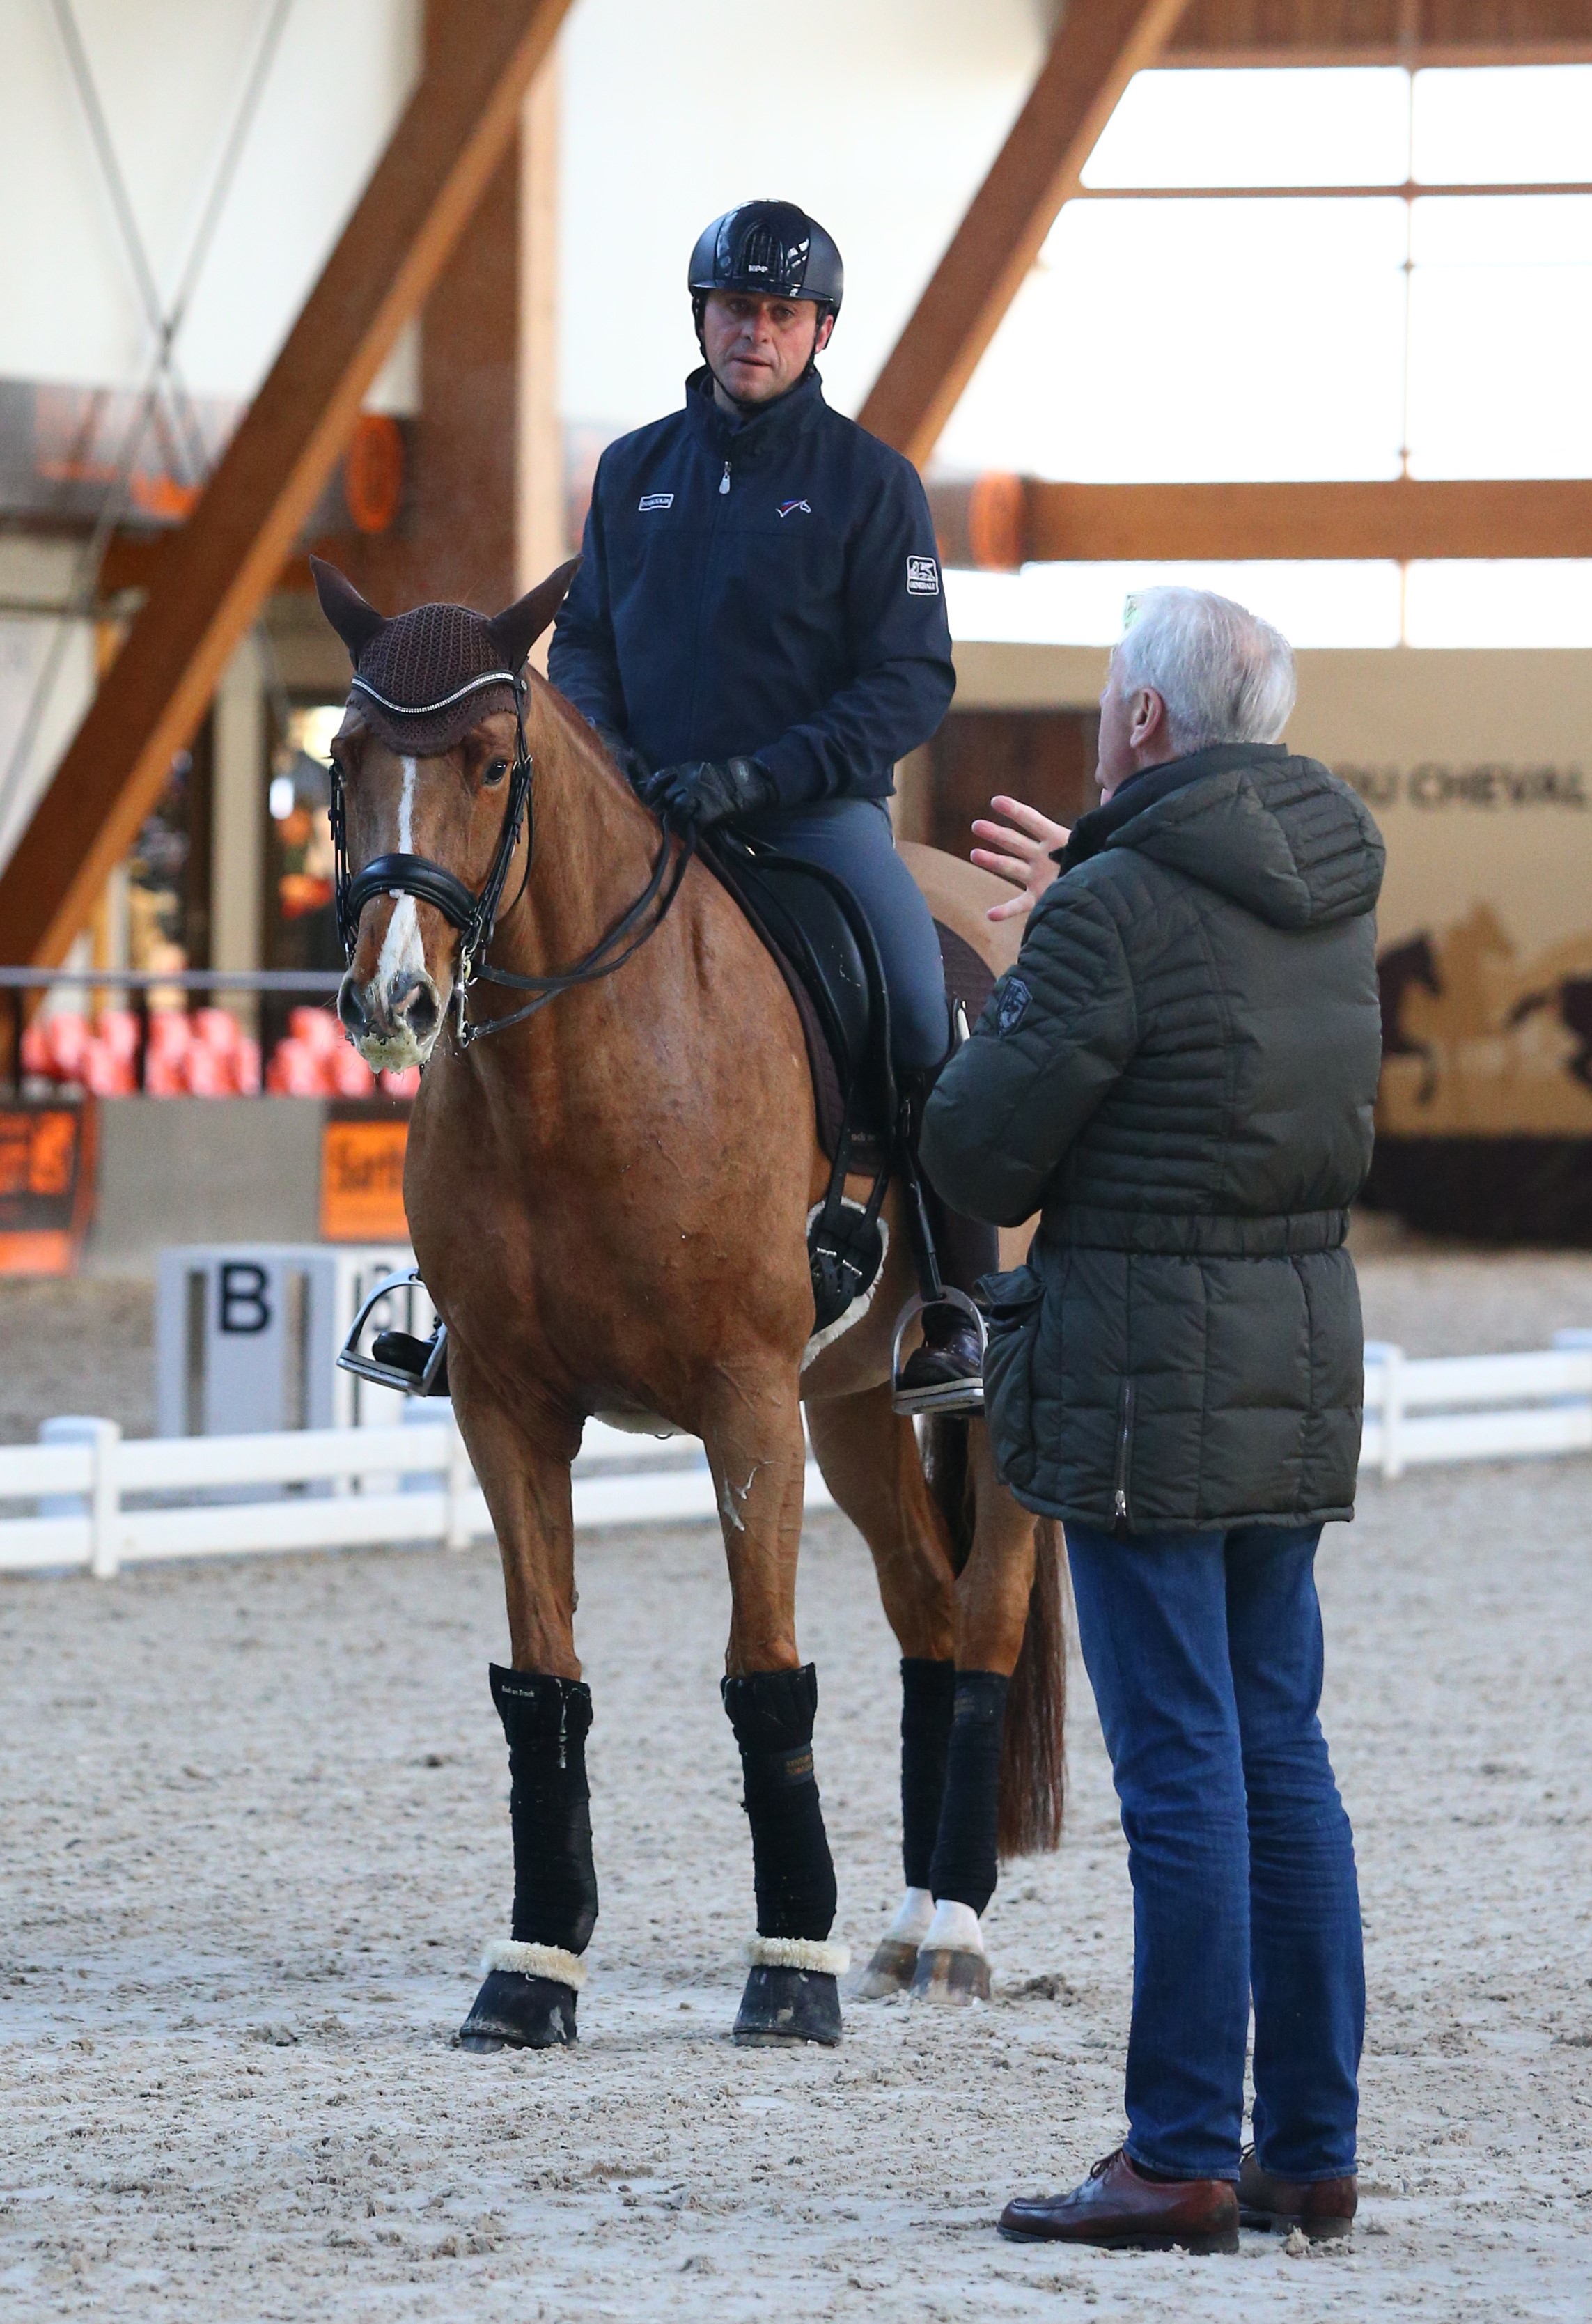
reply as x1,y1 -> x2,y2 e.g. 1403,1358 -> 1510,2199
854,1658 -> 955,1997
913,1669 -> 1010,2005
458,1665 -> 598,2052
721,1664 -> 846,2045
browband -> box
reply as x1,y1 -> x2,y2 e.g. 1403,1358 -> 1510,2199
350,669 -> 518,717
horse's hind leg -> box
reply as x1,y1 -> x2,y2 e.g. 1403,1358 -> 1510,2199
805,1382 -> 962,1998
446,1352 -> 595,2055
905,1414 -> 1049,2004
701,1376 -> 847,2046
810,1393 -> 1064,2008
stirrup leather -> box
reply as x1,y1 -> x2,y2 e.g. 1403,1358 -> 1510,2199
891,1287 -> 986,1417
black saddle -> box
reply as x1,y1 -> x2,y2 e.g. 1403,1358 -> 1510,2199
704,831 -> 894,1149
701,832 -> 998,1339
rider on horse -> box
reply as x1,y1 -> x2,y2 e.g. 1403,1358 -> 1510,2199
549,198 -> 992,1404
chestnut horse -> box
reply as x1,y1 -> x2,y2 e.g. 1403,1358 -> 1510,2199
318,559 -> 1065,2050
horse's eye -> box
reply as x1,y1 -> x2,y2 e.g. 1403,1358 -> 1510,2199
483,758 -> 509,786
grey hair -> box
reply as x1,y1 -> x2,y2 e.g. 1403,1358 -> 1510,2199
1113,586 -> 1296,756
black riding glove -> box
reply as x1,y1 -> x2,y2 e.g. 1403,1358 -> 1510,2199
641,756 -> 778,830
588,722 -> 650,791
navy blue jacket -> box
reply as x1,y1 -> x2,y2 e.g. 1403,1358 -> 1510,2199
549,368 -> 955,803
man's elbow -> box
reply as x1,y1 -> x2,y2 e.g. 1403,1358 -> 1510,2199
919,1113 -> 1038,1229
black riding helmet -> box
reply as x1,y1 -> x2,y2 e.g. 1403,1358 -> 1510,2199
688,201 -> 843,389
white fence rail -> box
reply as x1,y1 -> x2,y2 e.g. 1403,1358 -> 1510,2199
0,1414 -> 834,1580
2,1334 -> 1589,1578
1361,1334 -> 1592,1479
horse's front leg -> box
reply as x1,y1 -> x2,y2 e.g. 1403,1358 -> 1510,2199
700,1373 -> 847,2046
446,1347 -> 595,2054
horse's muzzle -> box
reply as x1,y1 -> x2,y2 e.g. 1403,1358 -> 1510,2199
339,966 -> 443,1070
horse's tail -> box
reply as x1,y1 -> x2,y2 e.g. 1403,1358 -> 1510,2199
921,1416 -> 1068,1862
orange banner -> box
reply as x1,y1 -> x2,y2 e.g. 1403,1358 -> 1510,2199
0,1101 -> 97,1274
320,1104 -> 410,1242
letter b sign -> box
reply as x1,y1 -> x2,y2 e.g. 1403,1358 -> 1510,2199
219,1261 -> 272,1334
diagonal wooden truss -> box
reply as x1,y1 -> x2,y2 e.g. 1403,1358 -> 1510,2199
0,0 -> 573,969
858,0 -> 1195,467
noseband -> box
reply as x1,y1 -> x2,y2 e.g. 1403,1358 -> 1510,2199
330,681 -> 695,1048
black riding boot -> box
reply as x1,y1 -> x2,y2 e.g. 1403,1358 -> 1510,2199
901,1187 -> 999,1384
458,1665 -> 598,2053
722,1664 -> 845,2045
894,1063 -> 999,1410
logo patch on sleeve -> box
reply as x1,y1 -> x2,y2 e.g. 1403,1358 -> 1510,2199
996,978 -> 1031,1036
638,492 -> 674,512
906,554 -> 941,596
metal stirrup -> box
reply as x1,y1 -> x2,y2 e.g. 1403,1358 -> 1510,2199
890,1287 -> 987,1418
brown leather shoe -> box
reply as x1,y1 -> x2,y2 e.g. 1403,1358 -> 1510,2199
1238,2148 -> 1356,2240
999,2148 -> 1239,2254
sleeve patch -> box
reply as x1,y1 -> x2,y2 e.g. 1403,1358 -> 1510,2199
996,977 -> 1031,1035
906,554 -> 941,597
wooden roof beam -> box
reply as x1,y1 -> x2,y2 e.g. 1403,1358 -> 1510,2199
930,475 -> 1592,566
1160,41 -> 1592,63
857,0 -> 1194,469
0,0 -> 574,969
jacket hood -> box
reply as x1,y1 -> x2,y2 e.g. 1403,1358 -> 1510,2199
1067,743 -> 1384,930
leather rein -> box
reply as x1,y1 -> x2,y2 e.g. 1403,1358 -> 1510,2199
330,678 -> 696,1049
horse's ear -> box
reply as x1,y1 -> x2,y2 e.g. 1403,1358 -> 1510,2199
489,556 -> 582,674
311,556 -> 385,663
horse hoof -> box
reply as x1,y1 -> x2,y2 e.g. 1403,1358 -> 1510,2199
909,1947 -> 991,2005
457,1968 -> 577,2051
850,1938 -> 919,1999
733,1965 -> 843,2046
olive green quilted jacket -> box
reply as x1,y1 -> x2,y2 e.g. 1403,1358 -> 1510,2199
921,742 -> 1384,1534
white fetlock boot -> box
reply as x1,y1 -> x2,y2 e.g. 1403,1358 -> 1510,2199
851,1886 -> 934,1999
909,1898 -> 991,2005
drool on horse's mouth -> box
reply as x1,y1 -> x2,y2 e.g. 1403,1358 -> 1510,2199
350,1024 -> 439,1074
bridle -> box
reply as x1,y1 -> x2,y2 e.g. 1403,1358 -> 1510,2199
330,676 -> 696,1049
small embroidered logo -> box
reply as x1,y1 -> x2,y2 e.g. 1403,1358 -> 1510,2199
638,492 -> 674,512
906,554 -> 941,595
778,499 -> 813,519
996,978 -> 1031,1036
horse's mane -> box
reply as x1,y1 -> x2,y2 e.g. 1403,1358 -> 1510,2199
533,673 -> 654,827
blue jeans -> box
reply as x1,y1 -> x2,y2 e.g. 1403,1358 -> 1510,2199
1064,1522 -> 1364,2183
747,797 -> 951,1070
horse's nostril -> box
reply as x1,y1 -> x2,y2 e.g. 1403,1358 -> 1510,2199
337,973 -> 368,1038
392,973 -> 439,1040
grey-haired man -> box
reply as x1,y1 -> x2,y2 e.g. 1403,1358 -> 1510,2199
923,588 -> 1384,2252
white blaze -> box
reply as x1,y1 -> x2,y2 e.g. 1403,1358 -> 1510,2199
375,755 -> 426,993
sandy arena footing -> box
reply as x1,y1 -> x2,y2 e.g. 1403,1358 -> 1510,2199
2,1430 -> 1589,2320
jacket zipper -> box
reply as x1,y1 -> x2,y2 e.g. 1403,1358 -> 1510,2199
683,450 -> 733,745
1112,1381 -> 1134,1535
